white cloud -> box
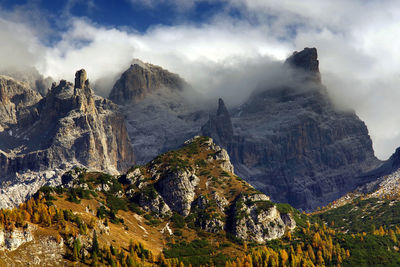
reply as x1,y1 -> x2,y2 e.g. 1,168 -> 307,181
2,0 -> 400,159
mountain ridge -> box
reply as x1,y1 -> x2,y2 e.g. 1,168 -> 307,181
0,69 -> 134,208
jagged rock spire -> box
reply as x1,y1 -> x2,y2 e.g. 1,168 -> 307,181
201,98 -> 233,145
217,98 -> 229,117
285,47 -> 319,73
74,69 -> 87,89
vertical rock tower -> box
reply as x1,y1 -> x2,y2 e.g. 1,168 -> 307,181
202,48 -> 381,210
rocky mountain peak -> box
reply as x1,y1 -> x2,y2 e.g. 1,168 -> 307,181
286,47 -> 319,73
109,60 -> 187,105
74,69 -> 88,89
120,136 -> 295,242
201,51 -> 380,210
201,98 -> 234,145
0,66 -> 53,96
217,98 -> 229,116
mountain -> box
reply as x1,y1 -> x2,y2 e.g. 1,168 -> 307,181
0,136 -> 397,266
109,60 -> 209,164
109,59 -> 188,105
0,69 -> 134,208
202,48 -> 381,210
0,66 -> 53,96
107,49 -> 381,211
0,136 -> 299,266
321,143 -> 400,212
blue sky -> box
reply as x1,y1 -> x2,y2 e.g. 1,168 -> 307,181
1,0 -> 400,159
0,0 -> 231,34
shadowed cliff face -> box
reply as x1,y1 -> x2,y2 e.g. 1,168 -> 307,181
202,48 -> 381,210
201,98 -> 233,146
0,70 -> 134,207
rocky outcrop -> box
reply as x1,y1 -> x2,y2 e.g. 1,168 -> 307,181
126,136 -> 295,242
0,225 -> 34,251
202,48 -> 381,210
285,47 -> 320,82
0,66 -> 53,96
108,61 -> 209,164
191,195 -> 225,233
137,187 -> 172,217
285,47 -> 319,73
0,75 -> 42,132
109,60 -> 187,105
107,49 -> 380,211
0,70 -> 134,208
233,193 -> 295,243
156,170 -> 200,216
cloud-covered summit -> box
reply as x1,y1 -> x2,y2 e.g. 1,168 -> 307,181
0,0 -> 400,159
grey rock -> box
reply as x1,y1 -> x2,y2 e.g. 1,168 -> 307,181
0,225 -> 34,251
156,170 -> 200,216
109,59 -> 187,105
138,189 -> 172,217
202,98 -> 234,145
232,194 -> 294,243
0,70 -> 134,208
126,168 -> 145,185
209,146 -> 234,174
202,48 -> 381,210
0,75 -> 42,132
74,69 -> 87,90
109,61 -> 209,164
211,191 -> 229,211
285,47 -> 319,73
0,66 -> 53,96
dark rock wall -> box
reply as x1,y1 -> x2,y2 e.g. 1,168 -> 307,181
202,48 -> 381,210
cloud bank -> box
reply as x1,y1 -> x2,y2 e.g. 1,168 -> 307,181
1,0 -> 400,159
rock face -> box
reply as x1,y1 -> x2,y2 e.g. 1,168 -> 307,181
109,60 -> 187,105
233,193 -> 296,243
202,98 -> 234,145
109,60 -> 208,164
0,70 -> 134,208
0,75 -> 42,132
124,136 -> 296,243
285,47 -> 320,73
156,170 -> 200,216
0,225 -> 34,251
107,50 -> 380,210
202,48 -> 381,210
0,66 -> 53,96
337,146 -> 400,203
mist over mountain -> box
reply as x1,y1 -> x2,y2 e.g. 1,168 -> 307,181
2,2 -> 400,266
1,1 -> 400,159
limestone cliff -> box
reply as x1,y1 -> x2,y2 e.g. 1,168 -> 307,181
0,75 -> 42,132
109,60 -> 208,164
0,70 -> 134,208
202,48 -> 381,210
109,59 -> 187,105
